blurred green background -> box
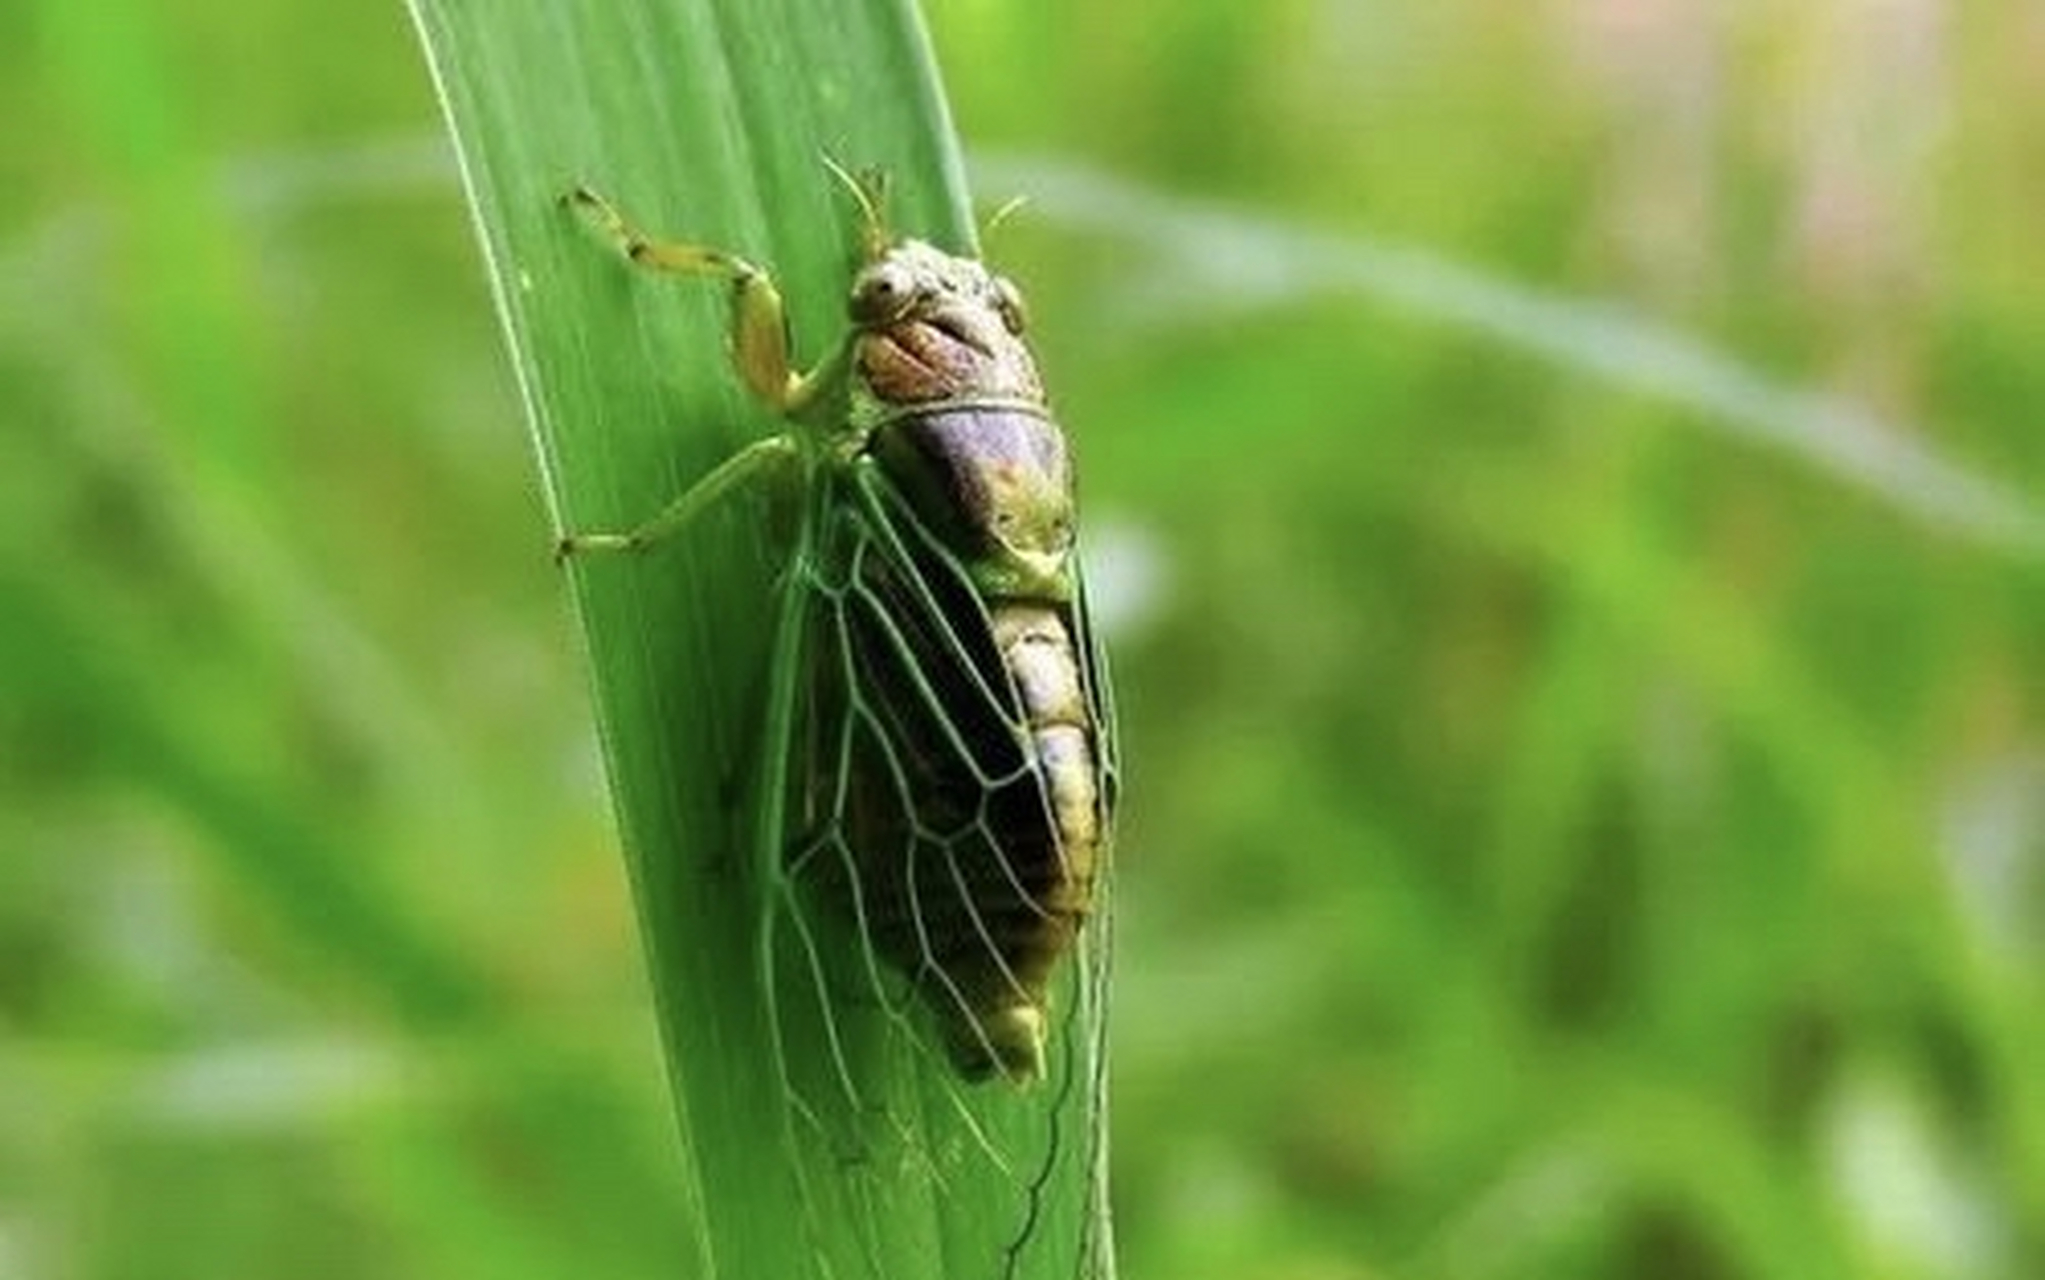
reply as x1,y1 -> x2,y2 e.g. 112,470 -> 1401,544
7,1 -> 2043,1278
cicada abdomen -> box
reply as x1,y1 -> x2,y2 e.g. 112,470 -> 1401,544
784,233 -> 1113,1085
795,401 -> 1110,1084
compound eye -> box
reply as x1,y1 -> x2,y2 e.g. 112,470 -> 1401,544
992,276 -> 1028,335
850,264 -> 915,324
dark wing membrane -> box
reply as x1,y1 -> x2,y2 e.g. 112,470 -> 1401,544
759,456 -> 1114,1278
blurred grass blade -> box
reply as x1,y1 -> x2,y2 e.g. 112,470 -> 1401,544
405,4 -> 1107,1277
979,154 -> 2045,559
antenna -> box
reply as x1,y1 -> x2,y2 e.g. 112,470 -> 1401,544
980,194 -> 1032,245
821,154 -> 890,259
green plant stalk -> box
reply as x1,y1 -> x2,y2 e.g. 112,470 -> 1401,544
405,3 -> 1108,1277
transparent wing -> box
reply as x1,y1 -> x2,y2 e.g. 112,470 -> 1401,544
756,456 -> 1116,1279
1069,538 -> 1119,1277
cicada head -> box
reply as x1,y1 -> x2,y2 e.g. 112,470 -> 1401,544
844,239 -> 1045,409
821,161 -> 1043,412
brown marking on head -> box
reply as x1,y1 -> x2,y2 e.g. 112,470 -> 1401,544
848,240 -> 1045,409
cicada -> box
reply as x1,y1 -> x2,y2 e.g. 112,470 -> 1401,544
558,167 -> 1117,1088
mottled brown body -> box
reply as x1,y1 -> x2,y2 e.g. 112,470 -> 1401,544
811,241 -> 1110,1082
558,182 -> 1112,1086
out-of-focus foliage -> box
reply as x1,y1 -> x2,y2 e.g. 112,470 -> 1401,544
5,2 -> 2041,1279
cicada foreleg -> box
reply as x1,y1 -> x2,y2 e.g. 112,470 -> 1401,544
555,184 -> 850,562
564,184 -> 843,416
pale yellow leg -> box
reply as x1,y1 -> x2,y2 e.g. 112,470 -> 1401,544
559,185 -> 848,562
555,433 -> 800,562
565,184 -> 834,414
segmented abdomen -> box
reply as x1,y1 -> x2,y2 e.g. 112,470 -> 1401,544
990,601 -> 1100,922
797,405 -> 1109,1083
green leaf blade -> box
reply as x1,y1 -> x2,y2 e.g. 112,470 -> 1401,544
405,4 -> 1108,1278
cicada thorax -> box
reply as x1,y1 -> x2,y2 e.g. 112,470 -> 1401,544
791,246 -> 1110,1084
